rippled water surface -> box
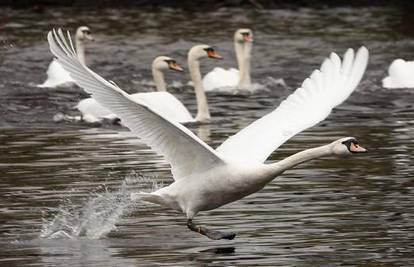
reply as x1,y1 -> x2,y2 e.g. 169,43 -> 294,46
1,6 -> 414,266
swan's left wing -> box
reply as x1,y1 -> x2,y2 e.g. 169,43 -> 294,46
216,47 -> 369,164
48,29 -> 225,180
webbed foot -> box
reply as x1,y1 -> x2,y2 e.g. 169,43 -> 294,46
187,219 -> 236,240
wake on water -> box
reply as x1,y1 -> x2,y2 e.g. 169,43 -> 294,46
40,172 -> 163,239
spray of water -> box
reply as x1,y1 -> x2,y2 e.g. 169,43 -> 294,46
40,171 -> 163,239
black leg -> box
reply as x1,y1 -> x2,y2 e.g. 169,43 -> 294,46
187,219 -> 236,240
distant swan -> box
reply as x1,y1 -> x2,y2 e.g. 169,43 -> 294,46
382,59 -> 414,88
49,29 -> 369,240
203,28 -> 253,91
77,56 -> 186,123
77,45 -> 222,124
38,26 -> 93,88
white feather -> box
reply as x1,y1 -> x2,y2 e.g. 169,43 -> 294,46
216,47 -> 369,164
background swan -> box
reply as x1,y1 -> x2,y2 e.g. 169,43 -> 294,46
77,45 -> 222,124
203,28 -> 253,92
49,29 -> 368,240
77,56 -> 186,123
38,26 -> 93,88
382,59 -> 414,88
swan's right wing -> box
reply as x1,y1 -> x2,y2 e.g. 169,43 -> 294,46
48,29 -> 225,180
216,47 -> 369,164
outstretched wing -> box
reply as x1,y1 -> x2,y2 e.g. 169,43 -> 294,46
48,29 -> 225,179
216,47 -> 369,164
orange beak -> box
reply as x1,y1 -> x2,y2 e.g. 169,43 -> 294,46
350,143 -> 367,153
207,50 -> 223,59
169,62 -> 184,72
244,35 -> 253,42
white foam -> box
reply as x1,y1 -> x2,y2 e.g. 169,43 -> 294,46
40,172 -> 162,239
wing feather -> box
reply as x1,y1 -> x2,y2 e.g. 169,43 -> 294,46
48,29 -> 225,179
216,47 -> 369,164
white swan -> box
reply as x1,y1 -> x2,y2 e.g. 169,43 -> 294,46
49,29 -> 369,240
76,56 -> 187,123
76,45 -> 222,124
38,26 -> 93,88
382,59 -> 414,88
203,28 -> 253,91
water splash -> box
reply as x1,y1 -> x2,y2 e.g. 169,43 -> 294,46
40,172 -> 162,239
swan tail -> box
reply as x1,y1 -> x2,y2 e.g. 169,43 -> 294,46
130,192 -> 165,205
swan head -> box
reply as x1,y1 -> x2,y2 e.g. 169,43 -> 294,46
188,45 -> 223,61
234,28 -> 253,43
76,26 -> 94,42
153,56 -> 183,72
331,137 -> 367,156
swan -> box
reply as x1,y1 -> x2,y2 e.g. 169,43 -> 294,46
38,26 -> 93,88
48,29 -> 369,240
202,28 -> 253,92
382,59 -> 414,88
76,56 -> 186,123
76,45 -> 222,124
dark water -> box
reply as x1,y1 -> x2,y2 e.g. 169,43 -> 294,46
1,6 -> 414,266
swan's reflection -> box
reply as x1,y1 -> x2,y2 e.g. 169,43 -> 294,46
35,238 -> 136,267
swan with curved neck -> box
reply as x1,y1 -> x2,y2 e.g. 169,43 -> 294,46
203,28 -> 253,91
188,45 -> 222,121
38,26 -> 93,88
76,56 -> 186,123
382,58 -> 414,88
48,29 -> 369,240
76,46 -> 221,124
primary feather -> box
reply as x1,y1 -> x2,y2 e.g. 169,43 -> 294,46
216,47 -> 369,164
48,29 -> 225,179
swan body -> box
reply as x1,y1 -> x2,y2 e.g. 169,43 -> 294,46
37,59 -> 75,88
77,92 -> 193,124
38,26 -> 93,88
203,28 -> 253,92
76,56 -> 191,123
382,59 -> 414,88
202,67 -> 240,91
77,47 -> 221,124
48,29 -> 369,240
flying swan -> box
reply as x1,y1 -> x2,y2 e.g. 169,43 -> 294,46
203,28 -> 253,92
38,26 -> 93,88
48,29 -> 369,240
382,58 -> 414,88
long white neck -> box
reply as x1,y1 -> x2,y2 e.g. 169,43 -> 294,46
76,38 -> 86,65
152,67 -> 167,91
262,144 -> 333,183
235,40 -> 252,89
188,56 -> 210,122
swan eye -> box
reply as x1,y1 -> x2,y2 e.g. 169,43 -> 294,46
164,59 -> 177,66
164,59 -> 183,71
82,30 -> 91,35
204,47 -> 223,59
341,138 -> 366,153
241,32 -> 249,36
